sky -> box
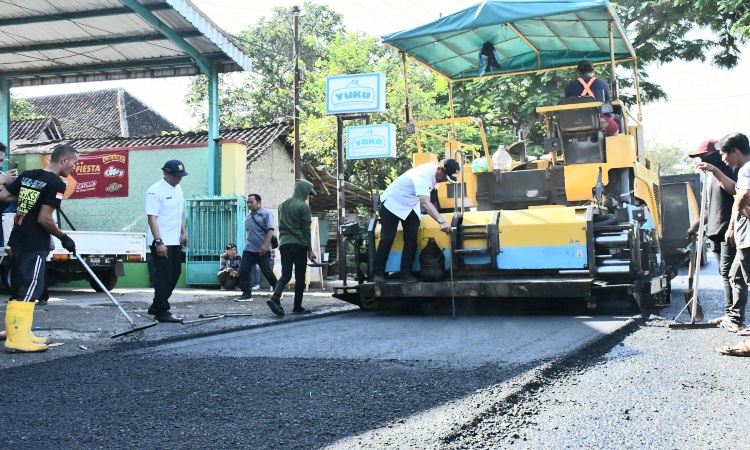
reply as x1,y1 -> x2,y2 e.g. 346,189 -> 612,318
14,0 -> 750,150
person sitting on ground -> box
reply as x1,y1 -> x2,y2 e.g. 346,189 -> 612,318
217,244 -> 241,291
564,59 -> 619,137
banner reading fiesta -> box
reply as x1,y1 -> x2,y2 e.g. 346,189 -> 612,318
43,150 -> 129,199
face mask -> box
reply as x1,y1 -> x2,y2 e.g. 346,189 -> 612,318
703,151 -> 724,167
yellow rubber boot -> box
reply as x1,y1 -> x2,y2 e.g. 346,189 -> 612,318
8,298 -> 49,344
5,300 -> 48,353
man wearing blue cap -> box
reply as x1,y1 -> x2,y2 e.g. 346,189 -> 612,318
145,160 -> 189,323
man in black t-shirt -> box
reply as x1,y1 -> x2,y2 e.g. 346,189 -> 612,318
0,144 -> 78,353
686,139 -> 744,327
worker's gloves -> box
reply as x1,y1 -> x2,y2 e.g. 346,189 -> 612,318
60,234 -> 76,254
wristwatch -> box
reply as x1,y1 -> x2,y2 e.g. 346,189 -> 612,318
437,217 -> 446,224
152,238 -> 164,246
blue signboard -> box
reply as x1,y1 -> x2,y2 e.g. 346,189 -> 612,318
346,124 -> 396,160
326,73 -> 386,115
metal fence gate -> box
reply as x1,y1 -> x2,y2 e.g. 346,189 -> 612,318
185,196 -> 246,285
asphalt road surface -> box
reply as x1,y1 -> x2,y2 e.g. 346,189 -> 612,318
1,258 -> 747,450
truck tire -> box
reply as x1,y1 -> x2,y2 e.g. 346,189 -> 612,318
89,268 -> 117,292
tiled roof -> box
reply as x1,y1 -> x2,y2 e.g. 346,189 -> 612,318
24,88 -> 181,138
13,122 -> 293,165
304,164 -> 372,212
10,117 -> 64,142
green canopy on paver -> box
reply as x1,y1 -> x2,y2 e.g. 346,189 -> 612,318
381,0 -> 634,81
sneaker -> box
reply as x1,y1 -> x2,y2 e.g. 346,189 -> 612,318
292,307 -> 311,314
267,299 -> 285,317
220,286 -> 227,291
235,293 -> 253,302
720,319 -> 741,333
154,312 -> 183,323
373,274 -> 385,283
252,285 -> 260,291
36,299 -> 48,305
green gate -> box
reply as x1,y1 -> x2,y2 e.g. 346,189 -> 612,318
185,196 -> 246,285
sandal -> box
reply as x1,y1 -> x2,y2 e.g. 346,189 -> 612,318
717,340 -> 750,357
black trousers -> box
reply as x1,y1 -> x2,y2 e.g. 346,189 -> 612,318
150,245 -> 182,313
10,250 -> 46,302
217,270 -> 239,290
273,243 -> 308,308
238,251 -> 277,296
373,205 -> 420,276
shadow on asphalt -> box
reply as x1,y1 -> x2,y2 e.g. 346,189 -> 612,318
377,296 -> 643,317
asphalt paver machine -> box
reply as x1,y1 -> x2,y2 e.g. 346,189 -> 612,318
334,0 -> 697,310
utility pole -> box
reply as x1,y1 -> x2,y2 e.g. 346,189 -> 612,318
292,5 -> 301,180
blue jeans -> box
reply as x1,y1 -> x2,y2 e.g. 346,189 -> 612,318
253,264 -> 261,286
728,245 -> 750,326
712,242 -> 740,315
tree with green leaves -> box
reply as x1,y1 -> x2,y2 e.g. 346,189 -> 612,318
185,1 -> 748,189
645,143 -> 694,175
10,97 -> 38,121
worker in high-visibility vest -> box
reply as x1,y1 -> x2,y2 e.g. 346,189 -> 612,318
564,59 -> 619,136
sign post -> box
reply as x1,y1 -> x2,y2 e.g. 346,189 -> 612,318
326,73 -> 390,281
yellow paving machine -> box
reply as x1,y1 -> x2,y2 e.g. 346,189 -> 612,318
333,0 -> 697,310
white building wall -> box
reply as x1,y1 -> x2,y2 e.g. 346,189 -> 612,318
245,140 -> 295,211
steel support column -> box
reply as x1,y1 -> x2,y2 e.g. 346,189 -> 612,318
207,65 -> 220,195
0,79 -> 9,169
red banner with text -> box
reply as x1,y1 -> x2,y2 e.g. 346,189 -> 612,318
43,150 -> 129,199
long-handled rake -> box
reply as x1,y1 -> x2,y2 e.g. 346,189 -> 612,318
670,174 -> 711,329
78,257 -> 158,338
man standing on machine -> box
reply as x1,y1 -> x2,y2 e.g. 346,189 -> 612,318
372,159 -> 459,283
0,143 -> 78,353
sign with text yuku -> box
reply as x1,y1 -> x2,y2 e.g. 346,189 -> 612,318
346,124 -> 396,159
326,73 -> 386,115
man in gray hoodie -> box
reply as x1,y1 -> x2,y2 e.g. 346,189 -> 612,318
267,179 -> 317,316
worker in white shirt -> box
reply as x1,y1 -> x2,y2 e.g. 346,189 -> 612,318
145,159 -> 188,323
372,159 -> 459,283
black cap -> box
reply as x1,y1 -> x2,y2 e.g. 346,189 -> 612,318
161,159 -> 189,177
577,59 -> 594,71
440,158 -> 460,183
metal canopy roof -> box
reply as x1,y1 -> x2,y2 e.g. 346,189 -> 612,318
0,0 -> 252,87
381,0 -> 634,81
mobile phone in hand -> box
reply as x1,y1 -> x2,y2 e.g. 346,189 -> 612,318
11,161 -> 18,170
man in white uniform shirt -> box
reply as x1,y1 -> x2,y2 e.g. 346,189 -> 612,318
373,159 -> 459,283
145,160 -> 188,323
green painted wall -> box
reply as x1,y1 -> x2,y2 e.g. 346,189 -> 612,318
60,147 -> 209,232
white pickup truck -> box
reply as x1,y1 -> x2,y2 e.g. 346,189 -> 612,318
2,215 -> 146,292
